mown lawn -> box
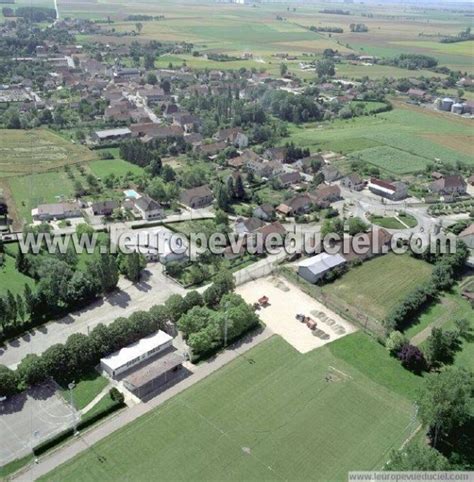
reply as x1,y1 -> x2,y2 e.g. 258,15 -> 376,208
59,370 -> 109,411
41,334 -> 418,482
88,159 -> 144,179
323,254 -> 433,321
0,254 -> 35,296
369,214 -> 417,230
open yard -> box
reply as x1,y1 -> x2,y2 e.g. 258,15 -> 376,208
87,159 -> 144,179
322,254 -> 433,322
237,276 -> 357,353
0,253 -> 35,296
41,334 -> 419,482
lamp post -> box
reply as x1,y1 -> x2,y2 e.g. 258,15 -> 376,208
68,381 -> 78,436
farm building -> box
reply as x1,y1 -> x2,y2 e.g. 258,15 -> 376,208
123,351 -> 185,399
100,331 -> 173,378
32,202 -> 82,221
429,175 -> 467,196
298,252 -> 347,284
92,127 -> 132,143
368,178 -> 407,201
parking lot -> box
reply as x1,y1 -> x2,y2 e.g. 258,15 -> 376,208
0,381 -> 77,466
236,276 -> 357,353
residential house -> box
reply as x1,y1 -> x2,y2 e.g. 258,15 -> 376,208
277,171 -> 302,188
137,86 -> 166,105
32,202 -> 82,222
368,178 -> 408,201
308,184 -> 341,208
246,159 -> 284,178
234,217 -> 266,235
214,127 -> 249,149
340,173 -> 365,191
294,155 -> 323,173
196,141 -> 227,158
253,203 -> 275,222
321,165 -> 342,183
184,132 -> 203,148
91,200 -> 119,216
407,88 -> 429,101
298,252 -> 347,284
459,224 -> 474,249
256,221 -> 286,244
132,195 -> 164,221
276,195 -> 313,216
180,185 -> 214,209
113,67 -> 141,81
172,112 -> 201,133
429,175 -> 467,196
263,147 -> 287,163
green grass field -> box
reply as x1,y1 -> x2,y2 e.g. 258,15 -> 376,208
41,334 -> 419,482
323,254 -> 433,321
88,159 -> 144,179
369,214 -> 417,230
59,371 -> 109,411
6,170 -> 76,223
0,254 -> 35,296
288,103 -> 473,176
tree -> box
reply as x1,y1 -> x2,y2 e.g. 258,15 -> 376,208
177,306 -> 213,340
385,330 -> 407,356
234,174 -> 246,200
418,367 -> 473,447
42,344 -> 72,382
135,22 -> 143,33
315,59 -> 335,78
6,290 -> 16,325
149,305 -> 169,332
397,344 -> 427,374
17,354 -> 47,388
23,284 -> 34,319
120,252 -> 145,282
16,294 -> 25,323
425,327 -> 461,368
164,294 -> 187,323
0,365 -> 18,398
183,291 -> 204,312
280,63 -> 288,77
386,444 -> 450,471
348,217 -> 368,236
92,254 -> 119,293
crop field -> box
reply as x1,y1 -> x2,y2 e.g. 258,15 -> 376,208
288,103 -> 474,176
0,129 -> 96,178
323,254 -> 433,322
61,1 -> 472,71
41,334 -> 419,482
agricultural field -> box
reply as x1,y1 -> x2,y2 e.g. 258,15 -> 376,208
41,334 -> 419,482
322,254 -> 433,322
288,103 -> 474,177
0,129 -> 97,178
61,1 -> 473,73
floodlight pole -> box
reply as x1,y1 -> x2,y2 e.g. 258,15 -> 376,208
68,381 -> 78,436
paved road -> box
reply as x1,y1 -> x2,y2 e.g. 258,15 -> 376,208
0,264 -> 185,369
14,327 -> 273,481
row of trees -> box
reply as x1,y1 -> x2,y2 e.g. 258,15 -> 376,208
383,241 -> 469,332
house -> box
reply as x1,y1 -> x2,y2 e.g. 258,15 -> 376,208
340,173 -> 364,191
276,195 -> 313,216
172,113 -> 201,133
458,224 -> 474,249
180,185 -> 214,209
92,127 -> 132,143
234,217 -> 266,235
468,175 -> 474,186
298,252 -> 347,284
246,159 -> 284,178
113,67 -> 141,81
91,200 -> 119,216
256,221 -> 286,243
309,184 -> 341,207
294,155 -> 323,173
214,127 -> 249,149
429,175 -> 467,196
343,228 -> 392,262
431,171 -> 444,180
183,132 -> 203,148
278,171 -> 302,188
133,195 -> 164,221
253,203 -> 275,222
407,88 -> 430,101
368,178 -> 408,201
321,165 -> 342,182
137,86 -> 166,105
196,141 -> 227,157
263,147 -> 287,162
32,202 -> 82,221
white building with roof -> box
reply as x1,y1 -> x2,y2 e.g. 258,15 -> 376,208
100,331 -> 173,378
297,252 -> 347,284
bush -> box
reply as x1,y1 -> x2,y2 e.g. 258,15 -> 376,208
109,387 -> 125,404
397,344 -> 427,374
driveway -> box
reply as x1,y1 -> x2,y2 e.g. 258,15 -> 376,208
0,264 -> 185,369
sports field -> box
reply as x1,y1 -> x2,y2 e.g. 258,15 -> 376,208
323,254 -> 433,321
41,334 -> 418,482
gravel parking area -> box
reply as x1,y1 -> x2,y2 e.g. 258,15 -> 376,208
237,276 -> 357,353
